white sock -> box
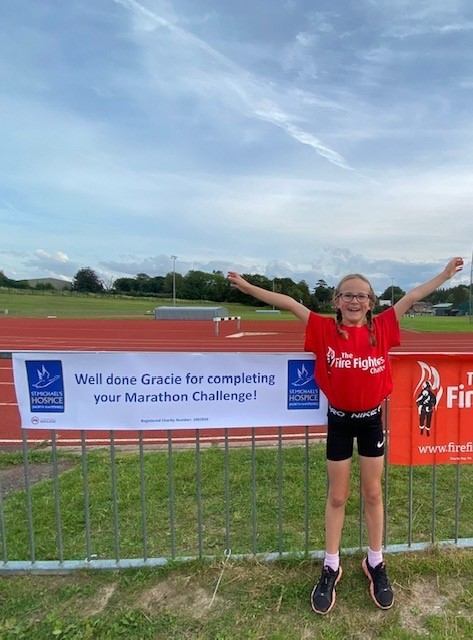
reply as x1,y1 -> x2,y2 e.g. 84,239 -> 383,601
324,551 -> 339,571
368,547 -> 383,568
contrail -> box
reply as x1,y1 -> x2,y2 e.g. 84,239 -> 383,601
112,0 -> 360,174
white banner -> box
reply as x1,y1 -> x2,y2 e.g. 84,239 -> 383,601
12,352 -> 327,430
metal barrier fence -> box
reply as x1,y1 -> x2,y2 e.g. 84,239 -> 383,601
1,357 -> 473,574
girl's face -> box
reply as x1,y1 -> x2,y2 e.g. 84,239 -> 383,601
335,277 -> 373,327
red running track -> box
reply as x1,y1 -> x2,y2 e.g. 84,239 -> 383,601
1,317 -> 472,446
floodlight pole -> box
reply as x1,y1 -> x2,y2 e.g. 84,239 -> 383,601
171,255 -> 177,306
390,278 -> 394,306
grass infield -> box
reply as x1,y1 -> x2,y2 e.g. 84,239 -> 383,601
0,289 -> 291,320
0,288 -> 472,330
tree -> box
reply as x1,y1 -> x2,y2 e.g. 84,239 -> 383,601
294,279 -> 312,306
181,270 -> 212,300
35,282 -> 55,291
379,285 -> 405,305
163,272 -> 184,299
72,267 -> 104,293
148,276 -> 165,294
113,277 -> 135,293
207,271 -> 230,302
101,275 -> 116,292
452,285 -> 470,308
312,279 -> 334,312
0,270 -> 16,288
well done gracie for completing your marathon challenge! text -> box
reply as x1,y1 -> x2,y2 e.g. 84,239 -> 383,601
72,370 -> 277,406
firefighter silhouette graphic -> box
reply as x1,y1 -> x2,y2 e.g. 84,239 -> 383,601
415,381 -> 437,436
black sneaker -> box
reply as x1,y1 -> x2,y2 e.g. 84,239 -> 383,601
310,565 -> 342,614
362,558 -> 394,609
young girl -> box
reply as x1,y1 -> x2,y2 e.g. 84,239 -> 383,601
228,257 -> 463,614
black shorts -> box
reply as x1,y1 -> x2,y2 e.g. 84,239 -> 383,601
326,405 -> 385,461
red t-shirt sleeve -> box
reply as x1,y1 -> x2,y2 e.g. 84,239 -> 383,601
375,306 -> 401,350
304,311 -> 329,356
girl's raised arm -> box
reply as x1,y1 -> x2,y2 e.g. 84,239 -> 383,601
393,257 -> 463,320
228,271 -> 311,325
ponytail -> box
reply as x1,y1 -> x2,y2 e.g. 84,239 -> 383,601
366,309 -> 376,346
336,309 -> 348,341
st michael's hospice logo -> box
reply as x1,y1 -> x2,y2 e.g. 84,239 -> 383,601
287,359 -> 319,410
25,360 -> 65,413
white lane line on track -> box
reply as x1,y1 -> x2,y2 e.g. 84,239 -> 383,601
226,332 -> 279,338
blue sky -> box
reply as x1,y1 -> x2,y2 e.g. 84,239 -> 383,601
1,0 -> 472,294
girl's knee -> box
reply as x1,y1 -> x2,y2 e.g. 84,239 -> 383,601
361,485 -> 382,505
328,491 -> 350,509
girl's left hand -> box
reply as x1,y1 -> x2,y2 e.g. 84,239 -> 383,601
444,257 -> 464,279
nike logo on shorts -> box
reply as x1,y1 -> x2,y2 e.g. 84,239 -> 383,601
376,439 -> 385,448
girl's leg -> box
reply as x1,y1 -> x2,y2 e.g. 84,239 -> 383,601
359,454 -> 394,609
325,458 -> 352,554
311,458 -> 351,615
359,454 -> 384,551
311,421 -> 353,615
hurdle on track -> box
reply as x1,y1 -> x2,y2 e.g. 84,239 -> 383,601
213,316 -> 241,336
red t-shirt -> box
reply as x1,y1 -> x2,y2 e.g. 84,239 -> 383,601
304,307 -> 401,411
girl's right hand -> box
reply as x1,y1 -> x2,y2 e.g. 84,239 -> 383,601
227,271 -> 251,293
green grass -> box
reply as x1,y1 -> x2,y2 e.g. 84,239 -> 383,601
0,289 -> 294,320
0,548 -> 472,638
1,288 -> 472,329
1,447 -> 473,637
0,288 -> 154,318
399,315 -> 473,332
1,446 -> 472,562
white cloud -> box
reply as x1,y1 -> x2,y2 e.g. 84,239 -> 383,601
18,250 -> 78,280
0,0 -> 472,295
35,250 -> 69,263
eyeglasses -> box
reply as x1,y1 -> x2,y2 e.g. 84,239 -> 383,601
337,292 -> 371,303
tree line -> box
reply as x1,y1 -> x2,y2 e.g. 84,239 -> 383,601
73,268 -> 315,308
63,267 -> 473,313
1,267 -> 470,313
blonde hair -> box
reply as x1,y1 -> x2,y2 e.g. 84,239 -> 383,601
333,273 -> 377,346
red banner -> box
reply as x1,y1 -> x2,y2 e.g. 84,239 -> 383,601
389,354 -> 473,465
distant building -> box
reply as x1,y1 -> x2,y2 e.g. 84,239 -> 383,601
432,303 -> 455,316
408,301 -> 434,315
378,299 -> 392,307
26,278 -> 72,291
